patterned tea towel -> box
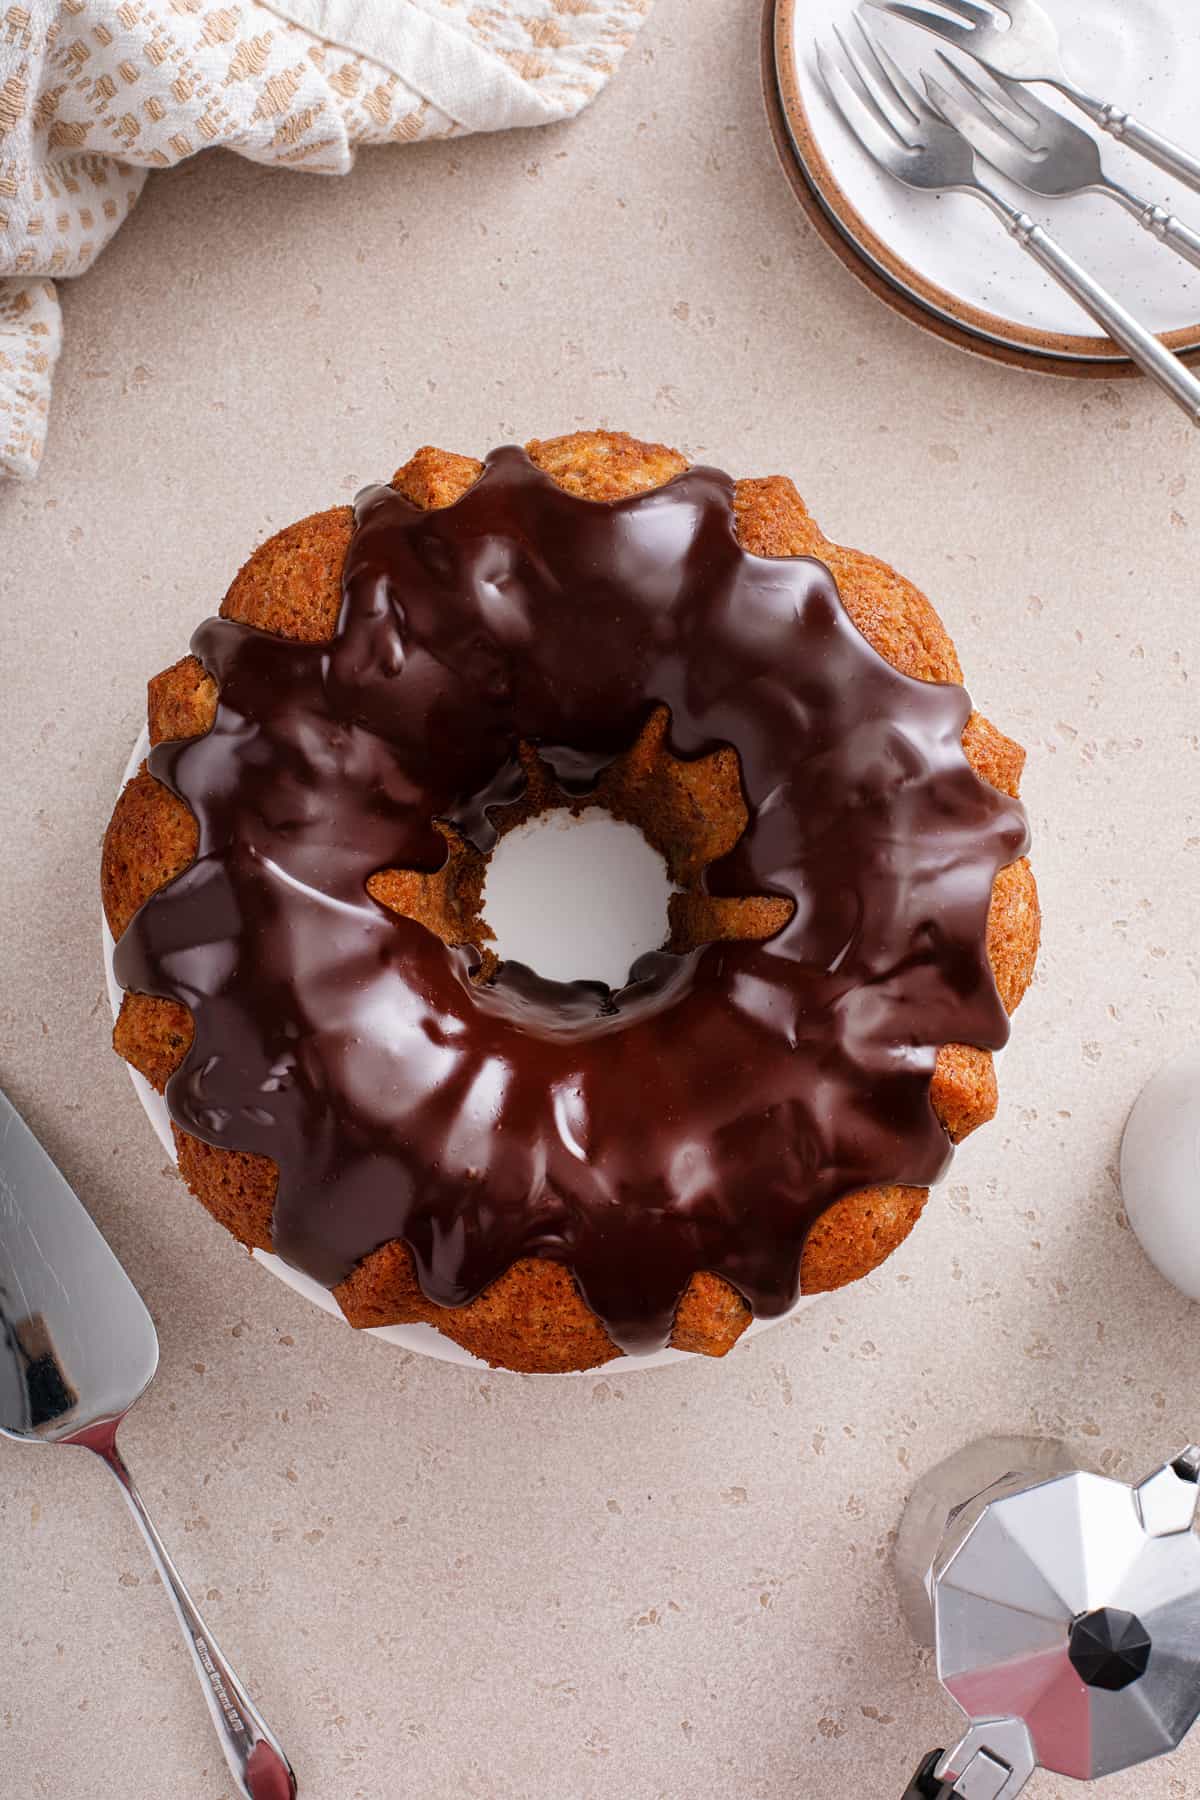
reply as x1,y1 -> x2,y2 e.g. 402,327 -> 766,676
0,0 -> 651,479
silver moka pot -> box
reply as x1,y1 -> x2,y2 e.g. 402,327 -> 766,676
895,1437 -> 1200,1798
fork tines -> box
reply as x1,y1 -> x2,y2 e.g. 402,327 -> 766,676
816,10 -> 975,190
864,0 -> 996,54
829,16 -> 927,142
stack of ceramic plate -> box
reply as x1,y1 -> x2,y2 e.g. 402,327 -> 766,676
762,0 -> 1200,377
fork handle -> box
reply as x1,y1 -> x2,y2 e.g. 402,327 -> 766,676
1106,186 -> 1200,274
974,188 -> 1200,425
1058,85 -> 1200,199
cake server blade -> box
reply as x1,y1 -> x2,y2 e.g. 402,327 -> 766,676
0,1083 -> 297,1800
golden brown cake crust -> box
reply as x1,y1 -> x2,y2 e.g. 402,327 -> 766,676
102,763 -> 197,943
104,429 -> 1040,1372
149,656 -> 218,750
222,507 -> 353,643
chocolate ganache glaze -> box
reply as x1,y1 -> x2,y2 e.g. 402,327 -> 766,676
114,447 -> 1029,1353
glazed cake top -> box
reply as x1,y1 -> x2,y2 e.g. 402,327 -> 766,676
114,447 -> 1028,1353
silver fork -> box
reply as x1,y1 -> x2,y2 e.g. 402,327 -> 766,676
865,0 -> 1200,196
816,17 -> 1200,424
925,55 -> 1200,273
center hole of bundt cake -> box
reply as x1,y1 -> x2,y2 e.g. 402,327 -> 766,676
482,810 -> 677,988
365,706 -> 795,985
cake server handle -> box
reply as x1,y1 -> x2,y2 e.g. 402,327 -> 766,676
84,1428 -> 297,1800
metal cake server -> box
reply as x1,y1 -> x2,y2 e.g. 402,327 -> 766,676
0,1085 -> 297,1800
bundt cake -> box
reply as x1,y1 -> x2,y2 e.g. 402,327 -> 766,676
102,429 -> 1039,1374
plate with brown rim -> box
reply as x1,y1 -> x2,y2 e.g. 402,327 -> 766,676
766,0 -> 1200,375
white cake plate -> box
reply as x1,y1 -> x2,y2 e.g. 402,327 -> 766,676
105,729 -> 817,1372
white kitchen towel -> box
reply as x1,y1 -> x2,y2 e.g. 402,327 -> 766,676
0,0 -> 651,479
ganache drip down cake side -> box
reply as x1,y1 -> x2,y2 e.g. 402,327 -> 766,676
102,430 -> 1039,1373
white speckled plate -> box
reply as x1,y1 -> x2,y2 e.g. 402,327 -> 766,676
104,730 -> 818,1373
772,0 -> 1200,365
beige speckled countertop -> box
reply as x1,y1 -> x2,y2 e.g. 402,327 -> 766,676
3,1 -> 1199,1795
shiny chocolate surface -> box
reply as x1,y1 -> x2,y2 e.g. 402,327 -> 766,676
114,449 -> 1027,1352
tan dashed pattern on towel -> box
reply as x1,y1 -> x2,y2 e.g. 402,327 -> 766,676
0,0 -> 652,477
